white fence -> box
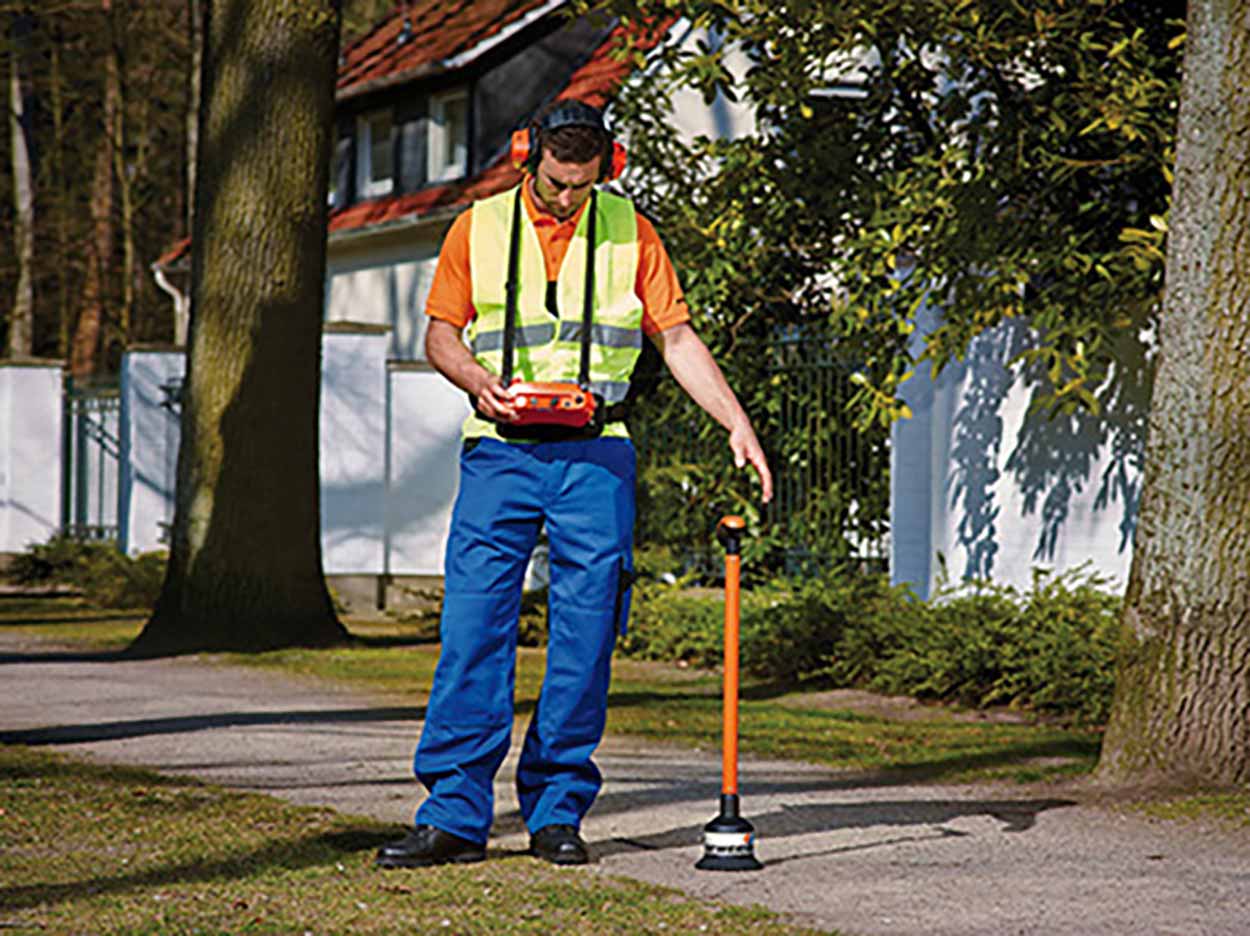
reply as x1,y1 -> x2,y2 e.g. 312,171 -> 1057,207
0,362 -> 65,553
118,325 -> 468,579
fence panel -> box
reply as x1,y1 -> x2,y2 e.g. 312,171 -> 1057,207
62,378 -> 121,542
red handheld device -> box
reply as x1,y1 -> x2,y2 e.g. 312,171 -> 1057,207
507,380 -> 597,428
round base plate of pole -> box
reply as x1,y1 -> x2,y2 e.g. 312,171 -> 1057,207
695,797 -> 763,872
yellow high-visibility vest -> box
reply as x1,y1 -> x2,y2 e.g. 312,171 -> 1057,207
465,184 -> 645,440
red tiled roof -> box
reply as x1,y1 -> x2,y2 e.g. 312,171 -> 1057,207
337,0 -> 558,99
327,17 -> 669,236
155,8 -> 669,266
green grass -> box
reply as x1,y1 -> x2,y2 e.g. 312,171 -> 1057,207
0,745 -> 823,935
0,601 -> 1101,785
1130,789 -> 1250,829
0,595 -> 143,651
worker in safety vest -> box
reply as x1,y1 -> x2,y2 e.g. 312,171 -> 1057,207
377,99 -> 772,870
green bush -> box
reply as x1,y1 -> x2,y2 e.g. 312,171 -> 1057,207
6,536 -> 167,610
857,568 -> 1121,724
619,563 -> 1121,725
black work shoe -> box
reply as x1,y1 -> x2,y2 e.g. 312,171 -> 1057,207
375,824 -> 486,868
529,824 -> 590,865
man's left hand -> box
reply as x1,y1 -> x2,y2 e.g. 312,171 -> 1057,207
730,421 -> 773,504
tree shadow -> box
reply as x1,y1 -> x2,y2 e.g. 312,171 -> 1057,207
948,318 -> 1151,578
0,823 -> 390,914
590,794 -> 1076,862
0,705 -> 426,746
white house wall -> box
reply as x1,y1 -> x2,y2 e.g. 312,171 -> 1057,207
325,231 -> 442,362
0,362 -> 63,553
891,313 -> 1147,599
119,350 -> 185,554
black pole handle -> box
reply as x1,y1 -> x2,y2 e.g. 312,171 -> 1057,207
716,515 -> 745,556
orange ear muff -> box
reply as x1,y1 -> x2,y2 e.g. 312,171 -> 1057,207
510,128 -> 533,173
605,140 -> 627,181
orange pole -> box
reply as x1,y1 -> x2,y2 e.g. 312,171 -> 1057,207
722,549 -> 741,795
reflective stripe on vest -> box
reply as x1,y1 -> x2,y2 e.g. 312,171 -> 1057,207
465,184 -> 644,438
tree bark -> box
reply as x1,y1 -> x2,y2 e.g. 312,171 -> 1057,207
7,12 -> 35,359
130,0 -> 345,655
1097,0 -> 1250,787
70,0 -> 120,378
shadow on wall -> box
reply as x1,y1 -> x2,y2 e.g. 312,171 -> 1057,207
948,318 -> 1152,581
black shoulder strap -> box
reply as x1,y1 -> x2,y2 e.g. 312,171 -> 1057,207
579,190 -> 598,390
501,186 -> 524,387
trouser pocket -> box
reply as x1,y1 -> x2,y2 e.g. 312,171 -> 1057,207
613,557 -> 636,637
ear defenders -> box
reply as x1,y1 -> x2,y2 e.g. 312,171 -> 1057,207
510,99 -> 627,182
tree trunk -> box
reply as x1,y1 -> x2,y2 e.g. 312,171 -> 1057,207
1096,0 -> 1250,787
130,0 -> 345,655
110,3 -> 136,345
185,0 -> 201,239
7,12 -> 35,359
49,31 -> 71,359
70,0 -> 120,378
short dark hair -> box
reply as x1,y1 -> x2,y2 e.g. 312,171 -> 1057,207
542,124 -> 608,165
533,99 -> 611,166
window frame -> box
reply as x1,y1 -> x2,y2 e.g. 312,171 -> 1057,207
427,88 -> 470,183
355,108 -> 395,200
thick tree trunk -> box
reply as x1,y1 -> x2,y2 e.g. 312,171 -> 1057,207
7,13 -> 35,359
130,0 -> 345,655
1097,0 -> 1250,787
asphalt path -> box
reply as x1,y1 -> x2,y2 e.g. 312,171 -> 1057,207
2,633 -> 1248,935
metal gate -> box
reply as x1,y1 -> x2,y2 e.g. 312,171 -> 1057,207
767,325 -> 890,574
61,377 -> 122,541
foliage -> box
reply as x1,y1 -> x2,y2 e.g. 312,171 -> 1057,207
6,535 -> 166,609
861,567 -> 1122,723
588,0 -> 1182,570
619,563 -> 1121,724
595,0 -> 1181,418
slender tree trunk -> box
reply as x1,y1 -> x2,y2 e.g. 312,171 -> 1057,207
1096,0 -> 1250,787
130,0 -> 345,655
110,2 -> 136,345
7,12 -> 35,359
185,0 -> 201,238
49,33 -> 71,359
70,0 -> 121,378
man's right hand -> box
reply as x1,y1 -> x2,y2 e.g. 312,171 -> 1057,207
473,373 -> 519,423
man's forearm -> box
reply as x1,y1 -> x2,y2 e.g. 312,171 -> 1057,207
425,318 -> 492,397
425,318 -> 520,423
652,322 -> 773,502
653,323 -> 751,431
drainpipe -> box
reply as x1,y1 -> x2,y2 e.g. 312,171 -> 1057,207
151,262 -> 190,346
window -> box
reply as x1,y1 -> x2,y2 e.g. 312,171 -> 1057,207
356,109 -> 394,199
428,89 -> 469,182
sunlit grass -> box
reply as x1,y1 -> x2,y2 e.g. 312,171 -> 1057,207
0,745 -> 823,935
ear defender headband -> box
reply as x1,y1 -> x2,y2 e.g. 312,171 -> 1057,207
510,100 -> 627,182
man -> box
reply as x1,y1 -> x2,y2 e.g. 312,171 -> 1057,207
377,99 -> 772,869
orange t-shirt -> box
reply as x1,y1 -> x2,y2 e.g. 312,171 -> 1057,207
424,181 -> 690,336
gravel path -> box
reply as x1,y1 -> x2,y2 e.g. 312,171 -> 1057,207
3,634 -> 1247,935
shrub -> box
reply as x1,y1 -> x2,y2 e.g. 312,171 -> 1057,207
6,536 -> 167,610
619,563 -> 1122,725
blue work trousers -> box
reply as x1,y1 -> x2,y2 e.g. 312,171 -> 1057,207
413,436 -> 636,844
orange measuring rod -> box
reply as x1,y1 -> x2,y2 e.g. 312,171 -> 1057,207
695,514 -> 763,872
